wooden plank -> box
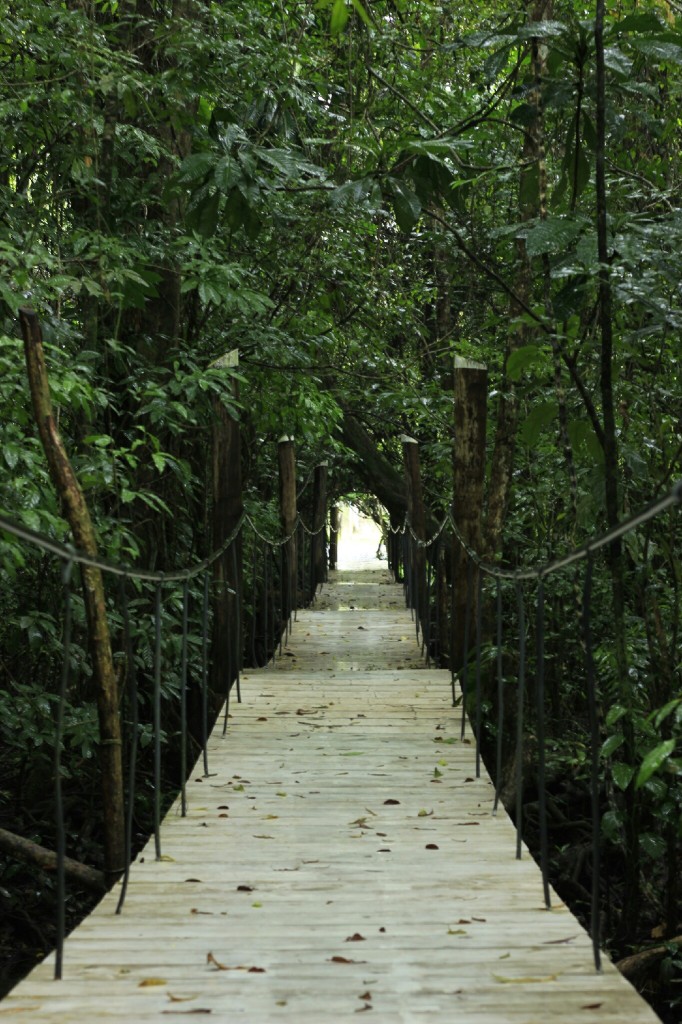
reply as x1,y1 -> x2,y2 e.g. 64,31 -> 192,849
2,570 -> 661,1022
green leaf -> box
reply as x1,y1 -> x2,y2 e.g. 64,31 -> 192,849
605,704 -> 628,729
330,0 -> 349,35
176,152 -> 215,186
519,401 -> 558,447
189,192 -> 221,238
388,179 -> 421,233
601,733 -> 625,759
639,833 -> 666,859
522,216 -> 584,258
506,345 -> 544,381
636,739 -> 676,789
611,763 -> 635,791
349,0 -> 372,30
653,698 -> 682,729
612,13 -> 665,35
630,37 -> 682,64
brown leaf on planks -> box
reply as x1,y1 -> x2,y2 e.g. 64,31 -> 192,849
206,953 -> 266,973
345,933 -> 365,942
139,978 -> 167,987
581,1004 -> 603,1010
328,956 -> 367,964
359,991 -> 372,1000
355,1005 -> 373,1013
543,936 -> 577,944
383,799 -> 400,805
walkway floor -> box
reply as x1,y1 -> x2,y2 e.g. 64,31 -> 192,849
4,569 -> 660,1021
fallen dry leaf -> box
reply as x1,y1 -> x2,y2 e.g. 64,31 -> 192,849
161,1010 -> 212,1016
359,991 -> 372,1000
206,953 -> 229,971
328,956 -> 366,964
426,843 -> 439,850
139,978 -> 167,987
581,1004 -> 603,1010
345,933 -> 365,942
383,799 -> 400,805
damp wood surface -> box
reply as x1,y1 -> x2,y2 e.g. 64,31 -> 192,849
3,568 -> 661,1022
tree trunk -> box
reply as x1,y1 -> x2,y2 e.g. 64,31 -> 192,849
402,436 -> 427,638
452,357 -> 488,668
19,308 -> 125,886
0,827 -> 106,895
278,437 -> 298,620
311,462 -> 328,592
329,505 -> 339,571
210,350 -> 243,705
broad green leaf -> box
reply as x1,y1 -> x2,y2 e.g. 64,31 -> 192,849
636,739 -> 676,789
611,762 -> 635,791
605,704 -> 628,729
630,37 -> 682,64
601,733 -> 625,759
330,0 -> 349,34
176,152 -> 215,186
519,401 -> 558,447
653,698 -> 682,729
506,345 -> 544,381
603,46 -> 633,76
349,0 -> 372,30
523,216 -> 584,258
639,833 -> 666,859
612,13 -> 665,35
388,179 -> 421,232
188,192 -> 221,238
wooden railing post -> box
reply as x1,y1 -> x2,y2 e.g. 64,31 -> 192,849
311,462 -> 328,592
452,356 -> 488,669
329,504 -> 339,571
278,437 -> 297,621
210,349 -> 243,702
402,435 -> 427,637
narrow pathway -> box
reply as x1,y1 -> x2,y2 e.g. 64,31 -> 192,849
4,570 -> 660,1021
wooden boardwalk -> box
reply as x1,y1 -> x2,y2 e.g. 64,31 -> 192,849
4,568 -> 661,1022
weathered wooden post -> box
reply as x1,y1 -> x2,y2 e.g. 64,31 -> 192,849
278,437 -> 297,622
451,356 -> 488,669
401,436 -> 427,637
210,349 -> 243,703
329,504 -> 339,571
311,462 -> 328,592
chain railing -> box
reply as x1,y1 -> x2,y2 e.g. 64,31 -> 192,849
398,480 -> 682,970
0,501 -> 328,978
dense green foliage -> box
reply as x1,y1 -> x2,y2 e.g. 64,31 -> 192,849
1,0 -> 681,1014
